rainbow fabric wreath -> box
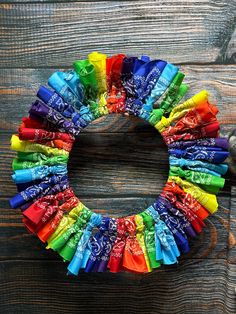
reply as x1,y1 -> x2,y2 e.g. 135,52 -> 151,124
9,52 -> 229,275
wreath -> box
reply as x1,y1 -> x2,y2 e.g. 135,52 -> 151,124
9,52 -> 229,275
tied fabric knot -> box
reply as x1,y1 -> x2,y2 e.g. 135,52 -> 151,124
122,215 -> 149,273
97,218 -> 117,272
84,217 -> 117,272
162,101 -> 219,138
48,70 -> 84,109
157,196 -> 197,238
48,207 -> 92,261
169,146 -> 229,164
153,198 -> 190,253
12,165 -> 68,184
67,213 -> 102,275
46,202 -> 85,246
12,154 -> 69,171
83,217 -> 109,272
134,215 -> 152,271
29,101 -> 82,136
169,176 -> 218,214
169,166 -> 225,189
161,188 -> 205,234
9,174 -> 68,209
144,63 -> 178,109
165,181 -> 209,220
106,54 -> 126,114
11,135 -> 69,157
169,156 -> 228,177
168,137 -> 229,150
37,86 -> 93,129
37,190 -> 79,242
22,187 -> 77,234
149,108 -> 165,126
144,72 -> 187,123
124,58 -> 167,115
154,90 -> 209,132
108,218 -> 126,273
139,211 -> 161,269
19,127 -> 75,144
163,122 -> 220,145
146,206 -> 180,265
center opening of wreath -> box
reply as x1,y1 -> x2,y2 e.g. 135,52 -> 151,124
68,114 -> 169,216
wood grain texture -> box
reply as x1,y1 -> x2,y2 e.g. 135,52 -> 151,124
0,1 -> 235,67
1,259 -> 236,314
0,1 -> 236,313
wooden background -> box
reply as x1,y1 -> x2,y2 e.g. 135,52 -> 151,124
0,1 -> 236,313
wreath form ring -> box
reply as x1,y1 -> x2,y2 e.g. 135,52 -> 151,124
9,52 -> 229,275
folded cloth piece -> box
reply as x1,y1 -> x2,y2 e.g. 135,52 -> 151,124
169,156 -> 228,176
12,165 -> 68,184
134,215 -> 152,272
37,192 -> 79,242
169,146 -> 229,163
141,72 -> 186,122
9,174 -> 68,208
37,86 -> 94,128
88,51 -> 107,94
153,198 -> 190,253
49,206 -> 92,261
46,202 -> 85,246
155,90 -> 209,132
19,127 -> 74,143
22,188 -> 77,233
124,56 -> 167,115
168,176 -> 218,214
12,153 -> 68,171
168,137 -> 229,150
84,217 -> 117,272
169,166 -> 225,189
20,116 -> 56,131
48,70 -> 84,109
144,63 -> 178,110
67,213 -> 102,275
11,135 -> 69,157
29,100 -> 82,136
161,188 -> 205,234
73,59 -> 98,103
106,54 -> 126,113
163,121 -> 220,145
146,206 -> 180,264
122,215 -> 149,273
108,218 -> 126,273
138,212 -> 161,269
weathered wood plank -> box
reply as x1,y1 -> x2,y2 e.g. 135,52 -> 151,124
0,1 -> 235,67
0,259 -> 235,314
228,186 -> 236,264
0,65 -> 236,132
